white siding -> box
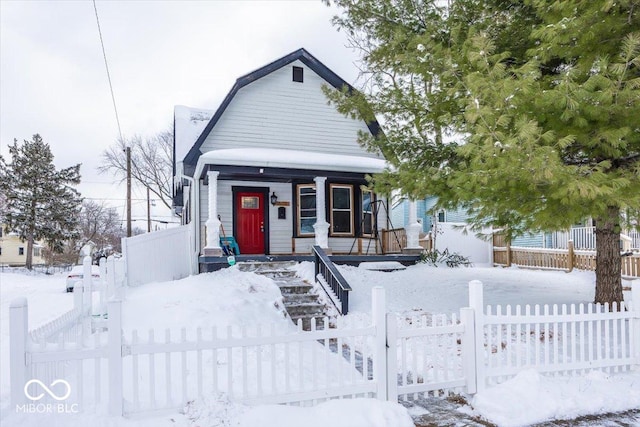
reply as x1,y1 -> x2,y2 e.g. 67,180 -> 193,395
201,180 -> 293,254
200,60 -> 382,160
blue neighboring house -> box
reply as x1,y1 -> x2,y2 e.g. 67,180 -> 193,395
391,196 -> 595,248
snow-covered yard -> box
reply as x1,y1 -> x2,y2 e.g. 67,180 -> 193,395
1,263 -> 638,427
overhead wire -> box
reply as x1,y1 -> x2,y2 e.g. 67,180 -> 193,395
93,0 -> 124,144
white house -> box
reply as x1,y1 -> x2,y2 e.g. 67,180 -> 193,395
173,49 -> 413,269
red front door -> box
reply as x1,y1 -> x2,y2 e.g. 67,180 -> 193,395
236,191 -> 266,254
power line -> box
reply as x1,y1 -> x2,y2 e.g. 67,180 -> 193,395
92,0 -> 124,144
93,0 -> 132,237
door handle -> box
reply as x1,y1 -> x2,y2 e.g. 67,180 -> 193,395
260,221 -> 264,233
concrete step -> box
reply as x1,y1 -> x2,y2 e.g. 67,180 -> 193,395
285,303 -> 326,318
278,283 -> 315,295
236,260 -> 331,330
283,294 -> 322,305
237,261 -> 297,273
261,270 -> 298,279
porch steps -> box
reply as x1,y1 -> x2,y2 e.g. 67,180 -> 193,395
237,261 -> 329,329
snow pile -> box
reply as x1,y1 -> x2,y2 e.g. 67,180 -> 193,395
470,369 -> 640,427
2,263 -> 639,426
122,267 -> 289,333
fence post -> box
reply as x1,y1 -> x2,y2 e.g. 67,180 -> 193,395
468,280 -> 485,392
74,282 -> 83,312
372,286 -> 388,401
121,236 -> 130,287
99,257 -> 107,316
10,298 -> 28,407
82,256 -> 92,315
108,299 -> 123,416
567,240 -> 575,272
106,255 -> 116,300
385,313 -> 398,402
632,282 -> 640,370
460,307 -> 477,394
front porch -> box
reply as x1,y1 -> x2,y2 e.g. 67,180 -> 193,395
199,253 -> 422,272
181,149 -> 426,260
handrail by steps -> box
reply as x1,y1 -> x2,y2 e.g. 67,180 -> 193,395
312,245 -> 352,315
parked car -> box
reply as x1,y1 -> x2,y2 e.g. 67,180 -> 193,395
66,265 -> 100,292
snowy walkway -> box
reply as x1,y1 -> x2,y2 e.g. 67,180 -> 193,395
408,398 -> 640,427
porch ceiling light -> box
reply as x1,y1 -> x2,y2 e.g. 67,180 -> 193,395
270,192 -> 278,206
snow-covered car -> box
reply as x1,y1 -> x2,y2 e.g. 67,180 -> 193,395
66,265 -> 100,292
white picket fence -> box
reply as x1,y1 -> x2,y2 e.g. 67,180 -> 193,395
10,281 -> 640,416
122,225 -> 193,287
10,255 -> 126,413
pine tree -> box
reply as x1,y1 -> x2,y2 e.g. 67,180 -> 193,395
328,0 -> 640,303
0,135 -> 82,269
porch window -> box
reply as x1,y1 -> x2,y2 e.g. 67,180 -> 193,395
297,184 -> 316,236
361,189 -> 375,236
19,247 -> 24,256
330,184 -> 354,236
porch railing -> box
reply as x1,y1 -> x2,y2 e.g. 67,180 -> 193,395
312,245 -> 351,315
381,228 -> 407,254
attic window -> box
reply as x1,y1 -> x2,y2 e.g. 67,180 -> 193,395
292,66 -> 304,83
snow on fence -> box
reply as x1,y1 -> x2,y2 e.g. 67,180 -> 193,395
122,225 -> 192,287
10,282 -> 640,416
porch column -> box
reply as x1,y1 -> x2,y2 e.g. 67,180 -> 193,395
203,171 -> 222,256
313,176 -> 330,249
404,199 -> 423,253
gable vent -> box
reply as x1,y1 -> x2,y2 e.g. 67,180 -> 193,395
292,66 -> 303,83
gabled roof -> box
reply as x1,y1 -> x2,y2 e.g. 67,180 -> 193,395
182,48 -> 382,170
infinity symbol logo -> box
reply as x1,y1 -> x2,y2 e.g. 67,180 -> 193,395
24,379 -> 71,401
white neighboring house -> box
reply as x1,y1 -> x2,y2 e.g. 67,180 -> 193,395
173,48 -> 393,265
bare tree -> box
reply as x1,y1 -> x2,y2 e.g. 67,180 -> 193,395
78,200 -> 123,253
99,129 -> 173,211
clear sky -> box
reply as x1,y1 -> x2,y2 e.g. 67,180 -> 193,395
0,0 -> 360,227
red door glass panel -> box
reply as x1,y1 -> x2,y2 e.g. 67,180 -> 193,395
236,192 -> 265,254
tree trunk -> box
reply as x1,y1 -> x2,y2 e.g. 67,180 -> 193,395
594,206 -> 623,304
26,234 -> 34,270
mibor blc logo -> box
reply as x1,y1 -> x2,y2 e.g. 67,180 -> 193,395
16,379 -> 79,414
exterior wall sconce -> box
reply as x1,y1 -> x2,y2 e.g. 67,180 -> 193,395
270,192 -> 278,206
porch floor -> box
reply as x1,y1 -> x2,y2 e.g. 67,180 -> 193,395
199,254 -> 421,272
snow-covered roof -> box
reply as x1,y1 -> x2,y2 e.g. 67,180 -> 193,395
198,148 -> 389,174
174,105 -> 214,163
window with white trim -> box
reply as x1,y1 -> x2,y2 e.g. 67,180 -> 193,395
330,184 -> 354,236
297,184 -> 316,236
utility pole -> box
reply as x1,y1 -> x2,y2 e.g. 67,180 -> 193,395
147,186 -> 151,233
126,146 -> 132,237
